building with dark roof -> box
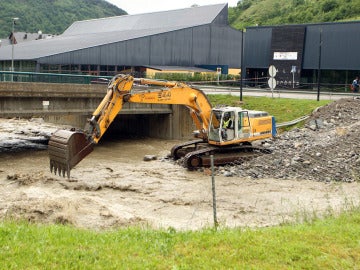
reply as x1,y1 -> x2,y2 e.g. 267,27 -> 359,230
0,31 -> 55,47
0,4 -> 242,76
244,21 -> 360,89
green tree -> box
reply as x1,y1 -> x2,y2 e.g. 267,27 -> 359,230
0,0 -> 126,38
322,0 -> 338,13
229,0 -> 360,30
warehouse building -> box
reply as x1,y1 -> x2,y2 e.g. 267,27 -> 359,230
0,4 -> 242,77
244,21 -> 360,89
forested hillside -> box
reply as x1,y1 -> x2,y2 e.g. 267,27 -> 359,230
229,0 -> 360,29
1,0 -> 359,39
0,0 -> 126,38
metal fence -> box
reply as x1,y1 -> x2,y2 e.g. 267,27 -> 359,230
0,71 -> 353,94
0,71 -> 112,84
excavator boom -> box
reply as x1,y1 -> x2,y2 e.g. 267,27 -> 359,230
48,75 -> 134,177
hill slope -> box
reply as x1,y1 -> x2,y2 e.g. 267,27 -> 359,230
1,0 -> 359,40
0,0 -> 126,37
229,0 -> 360,29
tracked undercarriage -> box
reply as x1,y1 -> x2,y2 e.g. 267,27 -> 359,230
171,139 -> 271,170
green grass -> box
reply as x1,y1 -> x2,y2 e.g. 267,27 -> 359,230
208,95 -> 331,123
1,209 -> 360,269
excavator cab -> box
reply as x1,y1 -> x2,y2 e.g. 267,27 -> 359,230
208,107 -> 276,145
208,108 -> 237,144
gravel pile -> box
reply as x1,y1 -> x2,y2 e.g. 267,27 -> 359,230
218,97 -> 360,182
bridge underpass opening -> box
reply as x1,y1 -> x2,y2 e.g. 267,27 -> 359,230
99,105 -> 197,142
101,113 -> 173,141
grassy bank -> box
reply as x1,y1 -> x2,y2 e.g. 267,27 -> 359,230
208,95 -> 331,123
1,208 -> 360,269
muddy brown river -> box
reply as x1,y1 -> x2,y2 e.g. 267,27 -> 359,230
1,136 -> 360,231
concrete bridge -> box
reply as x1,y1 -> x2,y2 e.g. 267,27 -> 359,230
0,82 -> 194,140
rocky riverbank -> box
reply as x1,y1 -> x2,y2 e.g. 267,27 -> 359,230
217,97 -> 360,182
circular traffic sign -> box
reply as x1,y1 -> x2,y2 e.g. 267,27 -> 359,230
268,77 -> 277,89
268,65 -> 277,77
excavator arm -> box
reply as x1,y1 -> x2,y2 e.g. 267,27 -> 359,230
86,74 -> 134,144
48,74 -> 213,178
91,75 -> 212,143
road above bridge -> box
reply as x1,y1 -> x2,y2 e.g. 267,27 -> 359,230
199,85 -> 356,101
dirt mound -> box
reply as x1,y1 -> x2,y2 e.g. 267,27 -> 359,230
219,97 -> 360,182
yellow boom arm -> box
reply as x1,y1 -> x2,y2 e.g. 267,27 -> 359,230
87,74 -> 213,144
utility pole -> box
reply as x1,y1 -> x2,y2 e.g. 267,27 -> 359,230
317,28 -> 322,101
11,17 -> 19,82
240,29 -> 245,102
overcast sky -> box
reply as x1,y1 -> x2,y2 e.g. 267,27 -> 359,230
106,1 -> 238,15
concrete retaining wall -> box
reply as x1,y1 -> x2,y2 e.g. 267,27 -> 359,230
0,82 -> 196,140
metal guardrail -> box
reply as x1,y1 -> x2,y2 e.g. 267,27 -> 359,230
198,84 -> 354,95
0,71 -> 112,84
276,115 -> 310,128
0,72 -> 355,93
199,85 -> 360,102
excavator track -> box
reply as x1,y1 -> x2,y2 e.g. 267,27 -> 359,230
170,139 -> 206,159
183,144 -> 271,170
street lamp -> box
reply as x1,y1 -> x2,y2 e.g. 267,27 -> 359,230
11,17 -> 19,81
317,28 -> 322,101
240,29 -> 245,102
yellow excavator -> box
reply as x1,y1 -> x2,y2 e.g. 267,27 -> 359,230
48,74 -> 276,178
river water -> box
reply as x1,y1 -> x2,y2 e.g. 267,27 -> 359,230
1,118 -> 360,230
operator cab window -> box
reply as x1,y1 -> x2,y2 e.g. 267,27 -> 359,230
238,111 -> 250,139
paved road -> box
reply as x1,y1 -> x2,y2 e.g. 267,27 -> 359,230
199,85 -> 358,101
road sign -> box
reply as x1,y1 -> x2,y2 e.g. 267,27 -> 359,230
268,77 -> 277,89
268,65 -> 277,77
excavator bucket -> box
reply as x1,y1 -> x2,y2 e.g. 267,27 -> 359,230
48,129 -> 94,178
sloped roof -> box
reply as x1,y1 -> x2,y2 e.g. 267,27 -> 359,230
0,32 -> 55,46
0,4 -> 227,61
63,4 -> 227,36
